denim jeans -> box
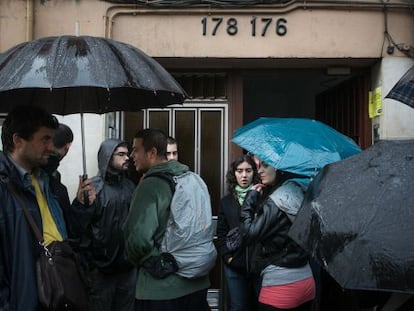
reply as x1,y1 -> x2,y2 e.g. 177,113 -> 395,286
223,264 -> 250,311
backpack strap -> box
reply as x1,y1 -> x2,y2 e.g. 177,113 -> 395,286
144,172 -> 176,193
142,172 -> 176,251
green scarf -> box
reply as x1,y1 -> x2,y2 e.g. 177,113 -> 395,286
235,184 -> 253,206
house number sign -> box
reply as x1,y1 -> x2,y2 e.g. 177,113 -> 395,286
201,16 -> 288,37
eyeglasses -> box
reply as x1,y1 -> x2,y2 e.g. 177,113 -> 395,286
113,152 -> 129,157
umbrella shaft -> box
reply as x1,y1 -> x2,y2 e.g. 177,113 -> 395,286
80,113 -> 87,175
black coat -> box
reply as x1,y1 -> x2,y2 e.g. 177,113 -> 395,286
217,193 -> 249,273
68,140 -> 135,273
240,182 -> 309,274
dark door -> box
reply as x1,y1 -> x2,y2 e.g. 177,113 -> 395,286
315,74 -> 372,149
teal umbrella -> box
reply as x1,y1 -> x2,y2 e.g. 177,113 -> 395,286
232,117 -> 361,177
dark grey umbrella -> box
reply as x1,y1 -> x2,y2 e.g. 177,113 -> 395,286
289,139 -> 414,293
0,35 -> 186,113
0,35 -> 186,175
385,65 -> 414,109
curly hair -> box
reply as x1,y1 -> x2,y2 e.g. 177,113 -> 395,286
226,154 -> 260,194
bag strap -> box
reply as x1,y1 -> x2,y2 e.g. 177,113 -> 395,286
0,173 -> 44,243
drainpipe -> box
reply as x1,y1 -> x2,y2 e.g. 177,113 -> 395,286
104,1 -> 410,39
26,0 -> 34,41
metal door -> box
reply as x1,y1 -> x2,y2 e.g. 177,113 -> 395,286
145,103 -> 228,215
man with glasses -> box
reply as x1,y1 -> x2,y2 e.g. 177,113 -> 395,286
69,139 -> 136,311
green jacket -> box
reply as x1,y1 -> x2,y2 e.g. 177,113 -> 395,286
124,160 -> 210,300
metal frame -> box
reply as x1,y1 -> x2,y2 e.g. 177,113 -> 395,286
143,101 -> 228,198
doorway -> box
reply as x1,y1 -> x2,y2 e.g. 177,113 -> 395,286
124,103 -> 228,214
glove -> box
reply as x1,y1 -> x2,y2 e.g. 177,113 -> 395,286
142,252 -> 179,279
226,227 -> 242,251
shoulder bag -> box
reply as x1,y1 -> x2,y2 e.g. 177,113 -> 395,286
4,178 -> 89,311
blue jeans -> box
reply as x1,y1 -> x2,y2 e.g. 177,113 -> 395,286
223,265 -> 250,311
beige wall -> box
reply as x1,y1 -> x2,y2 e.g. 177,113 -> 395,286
1,0 -> 413,199
1,0 -> 412,59
111,10 -> 412,59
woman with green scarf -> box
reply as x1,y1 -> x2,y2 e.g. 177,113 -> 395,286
217,154 -> 260,311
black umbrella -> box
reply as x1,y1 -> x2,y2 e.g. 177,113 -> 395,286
0,35 -> 186,176
0,35 -> 185,113
289,139 -> 414,293
385,65 -> 414,109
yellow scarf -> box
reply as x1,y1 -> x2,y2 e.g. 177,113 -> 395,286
30,174 -> 63,245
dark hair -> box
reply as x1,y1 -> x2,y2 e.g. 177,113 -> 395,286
134,128 -> 168,158
53,123 -> 73,148
167,136 -> 177,146
1,105 -> 59,154
226,154 -> 260,193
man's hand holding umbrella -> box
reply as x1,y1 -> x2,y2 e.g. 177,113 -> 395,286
76,175 -> 96,206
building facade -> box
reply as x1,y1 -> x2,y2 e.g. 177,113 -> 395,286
0,0 -> 413,307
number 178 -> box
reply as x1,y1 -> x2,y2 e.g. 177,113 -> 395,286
201,17 -> 288,37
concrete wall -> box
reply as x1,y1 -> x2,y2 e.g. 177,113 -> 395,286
378,57 -> 414,139
1,0 -> 413,199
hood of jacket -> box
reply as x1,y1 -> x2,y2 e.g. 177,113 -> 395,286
269,178 -> 310,216
97,139 -> 125,179
146,159 -> 189,177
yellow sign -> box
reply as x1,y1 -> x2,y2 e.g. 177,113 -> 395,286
368,87 -> 383,118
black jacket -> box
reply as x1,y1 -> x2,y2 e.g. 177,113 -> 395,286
69,140 -> 135,273
217,193 -> 248,272
240,180 -> 309,274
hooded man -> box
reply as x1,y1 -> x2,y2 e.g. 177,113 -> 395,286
68,139 -> 136,311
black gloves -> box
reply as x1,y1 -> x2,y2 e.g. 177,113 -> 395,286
142,252 -> 179,279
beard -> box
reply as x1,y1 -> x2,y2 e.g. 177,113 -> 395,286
41,153 -> 61,174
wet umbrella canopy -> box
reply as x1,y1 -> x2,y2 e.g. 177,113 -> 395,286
386,65 -> 414,109
0,35 -> 186,113
289,139 -> 414,293
232,117 -> 361,177
0,35 -> 186,176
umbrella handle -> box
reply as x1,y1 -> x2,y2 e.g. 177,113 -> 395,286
82,174 -> 89,207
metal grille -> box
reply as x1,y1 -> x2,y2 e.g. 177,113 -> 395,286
173,73 -> 227,99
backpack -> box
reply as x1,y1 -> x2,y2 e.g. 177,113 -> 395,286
145,171 -> 217,279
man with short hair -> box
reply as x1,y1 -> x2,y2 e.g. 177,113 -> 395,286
0,106 -> 67,311
124,128 -> 210,311
42,123 -> 76,236
69,139 -> 136,311
166,136 -> 178,161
